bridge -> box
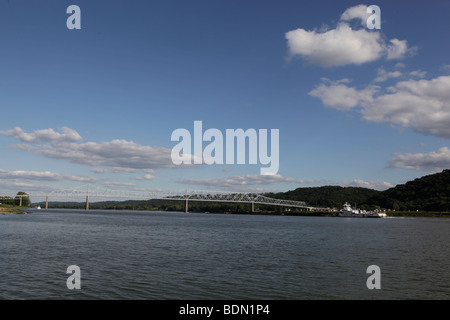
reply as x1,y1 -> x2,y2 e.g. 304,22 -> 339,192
1,186 -> 327,213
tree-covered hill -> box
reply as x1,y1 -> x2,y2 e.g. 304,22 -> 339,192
365,169 -> 450,211
268,170 -> 450,211
266,186 -> 380,209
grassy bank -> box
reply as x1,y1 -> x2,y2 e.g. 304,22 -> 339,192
0,205 -> 26,214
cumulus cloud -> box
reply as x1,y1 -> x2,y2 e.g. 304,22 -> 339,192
286,22 -> 385,67
1,127 -> 183,171
0,127 -> 82,144
12,140 -> 177,171
389,147 -> 450,171
340,4 -> 369,26
386,39 -> 417,60
309,80 -> 378,110
364,76 -> 450,138
285,5 -> 416,67
310,75 -> 450,139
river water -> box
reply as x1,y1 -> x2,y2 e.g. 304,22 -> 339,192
0,209 -> 449,300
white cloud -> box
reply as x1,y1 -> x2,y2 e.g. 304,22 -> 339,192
340,4 -> 368,26
310,75 -> 450,139
135,174 -> 155,181
386,39 -> 415,60
0,180 -> 58,194
286,22 -> 385,67
112,167 -> 138,173
364,76 -> 450,138
2,127 -> 183,171
179,174 -> 295,191
309,80 -> 378,110
14,140 -> 178,170
0,127 -> 82,144
102,181 -> 137,188
296,179 -> 324,185
285,6 -> 415,67
373,67 -> 402,83
409,69 -> 427,78
389,147 -> 450,171
0,169 -> 98,182
91,168 -> 107,174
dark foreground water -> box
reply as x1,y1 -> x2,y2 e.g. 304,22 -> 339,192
0,209 -> 449,300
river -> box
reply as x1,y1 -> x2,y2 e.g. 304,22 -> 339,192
1,209 -> 449,299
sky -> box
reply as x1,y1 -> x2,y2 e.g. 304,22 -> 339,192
0,0 -> 450,199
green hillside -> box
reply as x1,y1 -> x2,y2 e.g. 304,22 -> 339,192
365,169 -> 450,211
266,186 -> 380,209
269,170 -> 450,211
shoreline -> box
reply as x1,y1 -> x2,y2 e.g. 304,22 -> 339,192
30,206 -> 450,218
0,206 -> 26,214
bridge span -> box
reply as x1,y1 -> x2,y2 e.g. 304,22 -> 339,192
2,188 -> 328,213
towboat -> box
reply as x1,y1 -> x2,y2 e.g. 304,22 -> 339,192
339,202 -> 387,218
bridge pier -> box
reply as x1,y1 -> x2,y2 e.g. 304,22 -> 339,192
185,199 -> 188,213
85,196 -> 89,211
251,202 -> 254,213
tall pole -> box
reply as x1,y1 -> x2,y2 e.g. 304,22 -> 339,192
45,196 -> 48,209
85,184 -> 89,211
184,188 -> 188,213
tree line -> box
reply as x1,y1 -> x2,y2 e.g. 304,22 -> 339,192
0,192 -> 31,207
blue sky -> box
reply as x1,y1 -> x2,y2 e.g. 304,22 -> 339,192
1,0 -> 450,198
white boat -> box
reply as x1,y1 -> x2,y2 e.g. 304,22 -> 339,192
338,202 -> 387,218
35,205 -> 41,210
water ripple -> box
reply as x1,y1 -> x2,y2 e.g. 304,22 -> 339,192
1,211 -> 449,299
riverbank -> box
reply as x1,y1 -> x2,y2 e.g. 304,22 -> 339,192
201,209 -> 450,218
386,211 -> 450,218
32,205 -> 450,217
0,206 -> 26,214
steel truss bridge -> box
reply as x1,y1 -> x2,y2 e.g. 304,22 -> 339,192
1,186 -> 329,212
